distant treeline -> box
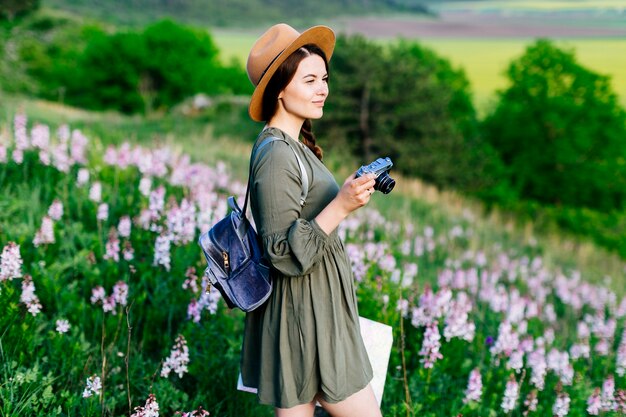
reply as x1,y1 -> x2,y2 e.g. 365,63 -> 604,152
3,11 -> 626,257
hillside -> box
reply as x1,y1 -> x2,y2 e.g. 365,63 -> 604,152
2,95 -> 626,416
44,0 -> 430,28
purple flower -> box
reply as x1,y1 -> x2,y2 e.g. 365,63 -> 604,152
82,375 -> 102,398
587,388 -> 601,415
20,275 -> 42,316
418,322 -> 443,369
118,216 -> 132,238
501,375 -> 519,413
33,216 -> 55,247
97,203 -> 108,222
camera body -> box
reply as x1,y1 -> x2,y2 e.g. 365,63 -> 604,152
356,157 -> 396,194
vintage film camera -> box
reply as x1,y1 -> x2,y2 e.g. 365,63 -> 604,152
355,157 -> 395,194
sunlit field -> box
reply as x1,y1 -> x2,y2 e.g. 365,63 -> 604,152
212,31 -> 626,114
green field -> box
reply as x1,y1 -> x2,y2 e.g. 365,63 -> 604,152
212,31 -> 626,114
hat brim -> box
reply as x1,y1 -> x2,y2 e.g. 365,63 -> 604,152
248,25 -> 336,122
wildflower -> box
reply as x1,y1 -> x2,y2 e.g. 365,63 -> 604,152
490,321 -> 520,357
528,348 -> 547,391
153,234 -> 172,271
523,390 -> 538,416
182,267 -> 199,293
501,375 -> 519,413
616,389 -> 626,414
101,294 -> 117,313
20,275 -> 42,316
402,262 -> 418,287
103,230 -> 120,262
587,388 -> 601,415
118,216 -> 132,238
14,113 -> 28,150
419,322 -> 443,369
56,319 -> 70,334
77,168 -> 90,186
70,129 -> 88,164
122,241 -> 135,261
617,329 -> 626,376
12,148 -> 23,164
112,281 -> 128,306
57,124 -> 70,142
443,291 -> 475,342
507,350 -> 524,373
161,335 -> 189,378
48,199 -> 63,221
97,203 -> 108,222
90,286 -> 106,304
187,299 -> 201,323
149,186 -> 166,218
33,216 -> 55,247
104,146 -> 117,165
139,176 -> 152,197
31,123 -> 50,149
601,375 -> 617,412
167,198 -> 197,245
553,392 -> 570,417
52,142 -> 70,173
0,242 -> 23,281
0,143 -> 6,163
174,406 -> 210,417
82,375 -> 102,398
463,368 -> 482,403
89,182 -> 102,202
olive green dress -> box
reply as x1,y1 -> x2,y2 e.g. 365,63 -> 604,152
240,127 -> 373,408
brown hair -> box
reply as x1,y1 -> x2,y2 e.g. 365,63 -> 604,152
261,44 -> 327,160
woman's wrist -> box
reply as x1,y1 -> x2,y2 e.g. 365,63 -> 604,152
314,197 -> 350,235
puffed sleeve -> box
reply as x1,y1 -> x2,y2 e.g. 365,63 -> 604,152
250,140 -> 330,277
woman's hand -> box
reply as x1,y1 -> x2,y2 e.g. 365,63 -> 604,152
314,172 -> 377,235
335,172 -> 377,215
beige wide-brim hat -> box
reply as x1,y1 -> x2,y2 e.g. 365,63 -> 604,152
247,23 -> 336,122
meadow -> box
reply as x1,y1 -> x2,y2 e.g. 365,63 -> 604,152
212,32 -> 626,114
2,96 -> 626,416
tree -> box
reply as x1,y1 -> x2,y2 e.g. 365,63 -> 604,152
0,0 -> 40,21
482,39 -> 626,211
318,35 -> 504,195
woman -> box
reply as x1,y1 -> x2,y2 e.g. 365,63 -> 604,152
241,23 -> 383,417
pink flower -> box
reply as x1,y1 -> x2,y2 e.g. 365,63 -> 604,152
167,198 -> 197,245
20,275 -> 42,316
443,291 -> 475,342
617,329 -> 626,376
528,348 -> 547,391
601,375 -> 617,412
89,182 -> 102,202
463,368 -> 482,403
523,390 -> 538,415
70,129 -> 88,164
103,230 -> 120,262
31,123 -> 50,150
14,113 -> 28,150
0,242 -> 23,281
48,199 -> 63,221
182,267 -> 199,293
97,203 -> 108,222
149,186 -> 166,220
82,375 -> 102,398
77,168 -> 90,186
131,393 -> 160,417
153,234 -> 172,271
52,142 -> 70,173
419,322 -> 443,369
118,216 -> 132,238
587,388 -> 601,415
112,281 -> 128,306
56,319 -> 70,334
552,392 -> 570,417
90,286 -> 106,304
122,242 -> 135,261
501,375 -> 519,413
33,216 -> 55,247
187,299 -> 201,323
490,321 -> 520,357
139,177 -> 152,197
161,335 -> 189,378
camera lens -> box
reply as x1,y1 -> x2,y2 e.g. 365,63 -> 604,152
375,171 -> 395,194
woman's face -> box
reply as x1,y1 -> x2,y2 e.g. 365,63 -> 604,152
277,54 -> 329,121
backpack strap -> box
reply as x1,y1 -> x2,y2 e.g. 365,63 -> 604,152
242,136 -> 309,215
